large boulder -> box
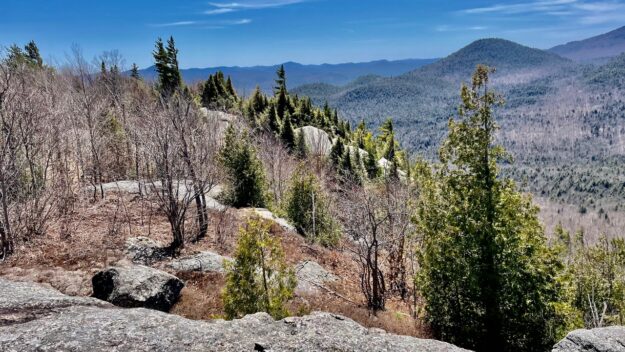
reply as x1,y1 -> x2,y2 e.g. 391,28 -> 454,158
91,265 -> 184,312
125,236 -> 168,265
553,326 -> 625,352
0,278 -> 469,351
296,126 -> 332,156
167,251 -> 232,274
295,260 -> 339,295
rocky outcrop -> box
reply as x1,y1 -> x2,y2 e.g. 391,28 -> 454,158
552,326 -> 625,352
249,208 -> 296,232
295,260 -> 339,295
0,278 -> 110,326
91,265 -> 184,312
0,278 -> 469,351
296,126 -> 332,156
125,236 -> 168,265
0,266 -> 92,296
167,251 -> 232,274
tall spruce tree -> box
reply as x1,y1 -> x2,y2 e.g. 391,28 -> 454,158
130,63 -> 141,80
24,41 -> 43,67
417,65 -> 561,352
280,116 -> 295,150
219,125 -> 267,208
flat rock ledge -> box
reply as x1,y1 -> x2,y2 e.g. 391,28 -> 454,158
0,278 -> 469,352
166,251 -> 232,274
92,265 -> 184,312
552,326 -> 625,352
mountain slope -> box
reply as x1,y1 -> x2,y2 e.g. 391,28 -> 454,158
293,39 -> 570,152
549,26 -> 625,62
137,58 -> 437,94
418,38 -> 569,78
294,37 -> 625,236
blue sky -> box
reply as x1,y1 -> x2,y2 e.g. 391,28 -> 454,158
3,0 -> 625,68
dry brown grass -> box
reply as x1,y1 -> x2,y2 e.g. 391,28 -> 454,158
1,190 -> 428,339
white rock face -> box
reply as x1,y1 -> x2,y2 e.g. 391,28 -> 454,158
296,126 -> 332,156
377,157 -> 407,178
295,260 -> 339,295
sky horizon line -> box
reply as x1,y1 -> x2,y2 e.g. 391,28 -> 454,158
3,0 -> 625,69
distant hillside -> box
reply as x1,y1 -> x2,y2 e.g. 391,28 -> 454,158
294,39 -> 570,151
137,59 -> 437,95
549,26 -> 625,62
294,37 -> 625,223
585,53 -> 625,89
419,38 -> 568,78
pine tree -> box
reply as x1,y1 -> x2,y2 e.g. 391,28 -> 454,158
153,37 -> 182,95
220,126 -> 268,208
280,116 -> 295,150
294,130 -> 308,159
274,64 -> 286,94
226,76 -> 237,97
329,137 -> 345,167
201,75 -> 219,108
285,167 -> 338,246
417,65 -> 561,351
24,40 -> 43,67
264,105 -> 281,134
130,63 -> 141,80
166,36 -> 182,89
223,217 -> 296,320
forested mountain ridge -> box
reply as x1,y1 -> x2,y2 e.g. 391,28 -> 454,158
549,25 -> 625,63
293,35 -> 625,239
136,58 -> 437,94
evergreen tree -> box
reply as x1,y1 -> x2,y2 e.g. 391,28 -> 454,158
24,40 -> 43,67
201,75 -> 219,108
417,65 -> 561,351
274,64 -> 286,94
152,37 -> 182,95
220,125 -> 267,208
226,76 -> 237,97
130,63 -> 141,80
223,218 -> 296,320
276,87 -> 289,120
285,167 -> 338,246
365,149 -> 379,179
264,105 -> 281,134
294,130 -> 308,159
166,36 -> 182,89
329,137 -> 345,167
280,116 -> 295,150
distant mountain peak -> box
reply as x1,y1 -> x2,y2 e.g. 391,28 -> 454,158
549,25 -> 625,62
413,38 -> 567,78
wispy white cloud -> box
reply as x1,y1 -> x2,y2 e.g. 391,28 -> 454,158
461,0 -> 576,15
209,0 -> 307,9
151,21 -> 197,27
204,8 -> 236,15
150,19 -> 251,28
436,24 -> 488,32
460,0 -> 625,25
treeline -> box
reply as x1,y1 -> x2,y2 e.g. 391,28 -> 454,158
1,38 -> 623,352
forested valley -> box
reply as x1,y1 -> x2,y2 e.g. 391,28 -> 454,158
1,36 -> 624,352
